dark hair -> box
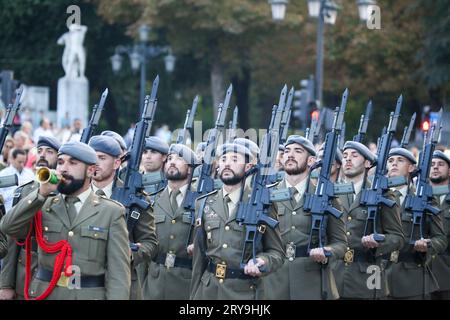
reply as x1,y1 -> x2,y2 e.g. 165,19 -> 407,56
11,148 -> 26,159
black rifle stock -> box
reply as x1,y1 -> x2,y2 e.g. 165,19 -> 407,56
111,76 -> 159,234
360,96 -> 403,242
80,88 -> 108,143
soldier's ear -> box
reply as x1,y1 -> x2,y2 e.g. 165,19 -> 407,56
307,156 -> 316,167
86,164 -> 96,178
364,160 -> 372,169
244,163 -> 253,172
408,164 -> 416,174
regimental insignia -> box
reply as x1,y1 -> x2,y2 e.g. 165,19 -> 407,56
286,243 -> 296,261
204,205 -> 210,214
344,249 -> 354,264
165,253 -> 176,268
390,250 -> 399,263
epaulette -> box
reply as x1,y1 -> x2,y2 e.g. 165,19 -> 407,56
266,181 -> 281,189
12,180 -> 38,206
100,196 -> 125,208
195,189 -> 218,202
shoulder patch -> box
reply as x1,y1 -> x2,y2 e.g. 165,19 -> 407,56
101,196 -> 125,208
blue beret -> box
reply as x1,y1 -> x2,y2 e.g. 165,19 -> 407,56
389,147 -> 417,164
343,141 -> 377,164
89,135 -> 121,158
58,141 -> 97,165
216,143 -> 254,161
145,136 -> 169,154
101,130 -> 127,151
234,138 -> 260,158
37,136 -> 61,151
433,150 -> 450,166
168,144 -> 198,166
285,135 -> 317,157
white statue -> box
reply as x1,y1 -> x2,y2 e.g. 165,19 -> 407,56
57,24 -> 87,79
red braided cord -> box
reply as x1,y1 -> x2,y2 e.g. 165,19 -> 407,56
23,210 -> 73,300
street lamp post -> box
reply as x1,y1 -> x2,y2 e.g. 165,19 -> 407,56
269,0 -> 377,109
110,24 -> 176,115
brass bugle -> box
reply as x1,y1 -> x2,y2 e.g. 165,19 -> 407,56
36,167 -> 59,184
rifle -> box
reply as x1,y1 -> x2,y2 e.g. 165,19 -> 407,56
235,102 -> 285,269
353,100 -> 372,143
303,89 -> 347,300
226,106 -> 238,143
111,76 -> 159,234
360,95 -> 403,241
80,88 -> 108,143
400,112 -> 416,148
404,109 -> 442,244
339,122 -> 346,150
280,87 -> 294,146
183,84 -> 232,247
0,86 -> 23,189
176,95 -> 199,145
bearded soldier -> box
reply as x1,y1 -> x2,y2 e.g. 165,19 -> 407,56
0,141 -> 131,300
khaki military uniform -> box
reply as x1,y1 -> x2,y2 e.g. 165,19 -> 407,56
387,191 -> 447,299
190,187 -> 284,300
264,180 -> 347,300
431,196 -> 450,299
0,188 -> 131,300
0,193 -> 7,259
333,184 -> 404,299
142,185 -> 193,300
98,179 -> 158,300
0,181 -> 39,299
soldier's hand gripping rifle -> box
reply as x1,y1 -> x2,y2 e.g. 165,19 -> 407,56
176,95 -> 199,145
303,89 -> 347,255
226,106 -> 238,143
353,101 -> 372,143
183,85 -> 232,247
360,96 -> 403,242
0,87 -> 23,189
111,76 -> 159,236
404,109 -> 443,244
80,88 -> 108,143
235,103 -> 285,270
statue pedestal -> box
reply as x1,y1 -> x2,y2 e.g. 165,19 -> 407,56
57,76 -> 89,129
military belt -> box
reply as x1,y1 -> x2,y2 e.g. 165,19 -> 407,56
343,248 -> 389,264
154,253 -> 192,270
36,268 -> 105,288
207,261 -> 252,280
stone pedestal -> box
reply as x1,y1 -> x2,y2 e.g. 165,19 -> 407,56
57,76 -> 89,129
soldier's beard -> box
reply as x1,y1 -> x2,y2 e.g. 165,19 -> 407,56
166,167 -> 189,181
57,174 -> 86,195
221,169 -> 245,186
284,160 -> 308,175
430,175 -> 448,184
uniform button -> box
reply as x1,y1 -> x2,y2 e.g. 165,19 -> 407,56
170,235 -> 175,240
44,226 -> 49,231
68,231 -> 74,237
222,261 -> 226,264
207,226 -> 211,230
347,216 -> 352,221
171,219 -> 176,224
289,257 -> 294,262
222,243 -> 228,249
292,211 -> 296,215
169,250 -> 174,254
432,255 -> 436,259
225,226 -> 230,231
291,226 -> 296,230
347,247 -> 350,250
250,285 -> 254,290
219,279 -> 224,284
418,264 -> 422,267
28,200 -> 32,204
346,231 -> 350,236
94,233 -> 98,237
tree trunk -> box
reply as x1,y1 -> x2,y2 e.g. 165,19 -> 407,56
231,66 -> 250,130
210,60 -> 224,119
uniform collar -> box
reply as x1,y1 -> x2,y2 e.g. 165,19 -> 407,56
91,180 -> 114,198
168,183 -> 189,198
285,178 -> 307,197
222,186 -> 242,206
62,186 -> 92,206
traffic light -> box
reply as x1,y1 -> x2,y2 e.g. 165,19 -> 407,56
421,105 -> 431,133
292,75 -> 315,130
311,109 -> 319,122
